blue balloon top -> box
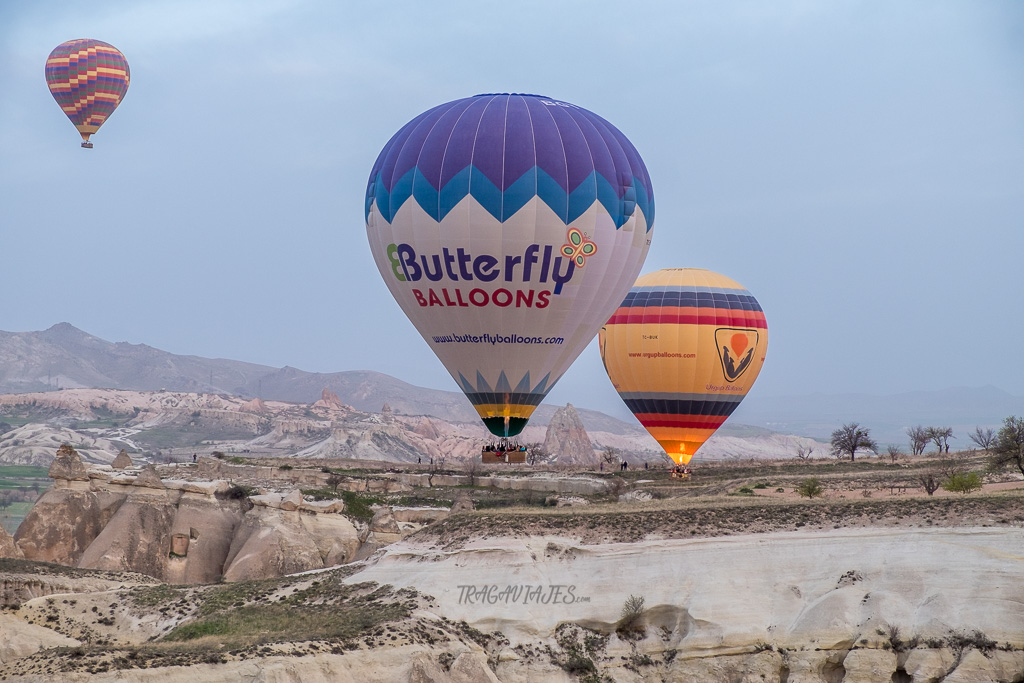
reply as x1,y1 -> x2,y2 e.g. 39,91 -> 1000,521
366,94 -> 654,229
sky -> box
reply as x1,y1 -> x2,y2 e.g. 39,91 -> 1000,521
1,0 -> 1023,422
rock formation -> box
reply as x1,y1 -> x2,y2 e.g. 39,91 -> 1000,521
413,417 -> 440,440
111,449 -> 132,470
313,387 -> 347,411
47,444 -> 88,481
15,486 -> 123,565
354,526 -> 1024,681
239,397 -> 268,413
381,402 -> 395,423
542,403 -> 598,466
14,447 -> 421,583
0,523 -> 22,559
132,464 -> 164,490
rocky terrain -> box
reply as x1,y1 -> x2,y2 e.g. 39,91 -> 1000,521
9,445 -> 461,584
0,387 -> 824,468
4,323 -> 1021,446
1,442 -> 1023,681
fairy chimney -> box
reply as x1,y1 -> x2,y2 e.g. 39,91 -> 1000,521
543,404 -> 598,466
112,449 -> 133,470
48,444 -> 89,481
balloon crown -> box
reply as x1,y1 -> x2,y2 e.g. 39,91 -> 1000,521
473,93 -> 549,98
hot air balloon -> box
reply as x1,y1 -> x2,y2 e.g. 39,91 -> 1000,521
45,39 -> 130,148
365,94 -> 654,444
599,268 -> 768,465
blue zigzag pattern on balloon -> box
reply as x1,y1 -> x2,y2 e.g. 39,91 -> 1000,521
366,165 -> 652,230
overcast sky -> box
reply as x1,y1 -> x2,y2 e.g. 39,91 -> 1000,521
1,0 -> 1022,422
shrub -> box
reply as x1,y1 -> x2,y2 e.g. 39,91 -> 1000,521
220,484 -> 255,500
796,478 -> 824,499
738,487 -> 754,495
279,464 -> 293,471
617,594 -> 646,637
942,471 -> 983,494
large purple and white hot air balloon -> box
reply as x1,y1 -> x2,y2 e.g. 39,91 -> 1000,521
365,94 -> 655,438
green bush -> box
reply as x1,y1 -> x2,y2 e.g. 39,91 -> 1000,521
617,594 -> 646,637
942,472 -> 983,494
738,487 -> 754,495
796,478 -> 824,499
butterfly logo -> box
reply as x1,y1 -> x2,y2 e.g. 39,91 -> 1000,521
561,227 -> 597,267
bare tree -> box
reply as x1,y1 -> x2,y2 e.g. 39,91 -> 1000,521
464,458 -> 481,486
907,426 -> 929,456
886,445 -> 902,464
326,474 -> 344,492
830,423 -> 878,462
989,416 -> 1024,478
968,427 -> 996,451
926,427 -> 954,454
524,442 -> 547,466
918,472 -> 941,496
795,444 -> 815,460
602,446 -> 620,466
425,457 -> 443,487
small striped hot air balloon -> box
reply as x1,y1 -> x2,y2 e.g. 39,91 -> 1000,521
599,268 -> 768,465
45,39 -> 130,148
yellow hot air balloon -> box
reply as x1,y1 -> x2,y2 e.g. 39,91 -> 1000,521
600,268 -> 768,464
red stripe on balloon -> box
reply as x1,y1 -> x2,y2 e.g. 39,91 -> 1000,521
633,415 -> 729,429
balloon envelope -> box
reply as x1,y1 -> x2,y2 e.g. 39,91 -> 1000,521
45,39 -> 130,146
600,268 -> 768,463
365,94 -> 654,437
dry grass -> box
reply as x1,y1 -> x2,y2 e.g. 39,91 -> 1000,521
417,488 -> 1024,548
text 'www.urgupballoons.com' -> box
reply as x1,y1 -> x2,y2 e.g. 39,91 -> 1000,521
431,333 -> 565,345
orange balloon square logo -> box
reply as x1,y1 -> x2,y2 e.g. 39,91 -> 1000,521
715,328 -> 759,383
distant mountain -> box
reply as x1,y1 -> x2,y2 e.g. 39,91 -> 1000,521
5,324 -> 1017,448
0,324 -> 641,434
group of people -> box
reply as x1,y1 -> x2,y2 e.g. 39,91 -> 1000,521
482,440 -> 527,454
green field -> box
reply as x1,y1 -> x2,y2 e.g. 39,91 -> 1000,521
0,465 -> 48,479
0,466 -> 49,534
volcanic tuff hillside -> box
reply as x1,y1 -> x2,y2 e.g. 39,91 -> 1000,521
5,324 -> 1023,448
0,323 -> 632,432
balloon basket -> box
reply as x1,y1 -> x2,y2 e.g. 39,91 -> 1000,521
481,440 -> 528,464
81,142 -> 94,149
670,466 -> 692,480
